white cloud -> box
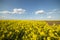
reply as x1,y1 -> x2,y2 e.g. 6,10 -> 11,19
0,8 -> 26,14
12,8 -> 26,14
47,16 -> 52,18
35,10 -> 44,14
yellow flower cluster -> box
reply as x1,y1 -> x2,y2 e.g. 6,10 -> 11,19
0,20 -> 60,40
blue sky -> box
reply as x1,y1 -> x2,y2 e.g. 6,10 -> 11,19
0,0 -> 60,20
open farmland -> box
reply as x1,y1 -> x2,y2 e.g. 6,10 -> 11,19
46,21 -> 60,25
0,20 -> 60,40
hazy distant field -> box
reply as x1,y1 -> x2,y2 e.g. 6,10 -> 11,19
0,20 -> 60,40
46,21 -> 60,25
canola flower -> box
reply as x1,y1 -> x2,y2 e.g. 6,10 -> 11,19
0,20 -> 60,40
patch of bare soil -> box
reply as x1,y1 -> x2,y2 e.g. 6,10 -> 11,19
46,21 -> 60,25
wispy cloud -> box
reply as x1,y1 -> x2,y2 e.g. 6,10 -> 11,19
34,9 -> 60,19
47,9 -> 60,14
0,16 -> 7,19
40,16 -> 43,18
35,9 -> 60,15
35,10 -> 44,14
0,8 -> 60,20
0,8 -> 26,14
0,11 -> 10,14
47,16 -> 52,18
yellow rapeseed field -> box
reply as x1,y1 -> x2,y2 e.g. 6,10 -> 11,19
0,20 -> 60,40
